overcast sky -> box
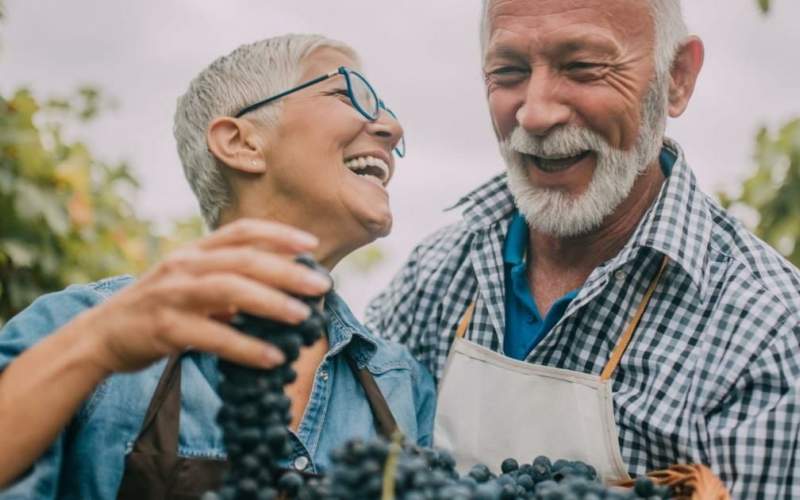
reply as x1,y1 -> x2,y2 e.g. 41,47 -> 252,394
2,1 -> 799,316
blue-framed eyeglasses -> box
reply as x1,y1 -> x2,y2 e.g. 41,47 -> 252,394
234,66 -> 406,158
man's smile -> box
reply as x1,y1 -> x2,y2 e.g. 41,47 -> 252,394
522,150 -> 593,174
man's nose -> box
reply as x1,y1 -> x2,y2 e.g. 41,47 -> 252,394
515,70 -> 571,136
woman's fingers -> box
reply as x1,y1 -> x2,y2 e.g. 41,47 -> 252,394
197,218 -> 319,254
164,247 -> 331,298
92,218 -> 329,373
166,311 -> 286,368
183,273 -> 314,325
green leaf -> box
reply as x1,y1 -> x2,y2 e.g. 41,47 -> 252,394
720,117 -> 800,268
758,0 -> 771,13
13,181 -> 71,236
0,240 -> 38,267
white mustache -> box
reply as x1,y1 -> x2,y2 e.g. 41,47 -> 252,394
506,126 -> 610,159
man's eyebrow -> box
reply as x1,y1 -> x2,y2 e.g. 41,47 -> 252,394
484,44 -> 527,63
550,36 -> 620,57
485,35 -> 621,63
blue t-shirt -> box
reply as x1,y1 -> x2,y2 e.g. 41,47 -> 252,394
0,277 -> 435,499
503,148 -> 677,360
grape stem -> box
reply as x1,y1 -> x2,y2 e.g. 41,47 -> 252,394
381,431 -> 405,500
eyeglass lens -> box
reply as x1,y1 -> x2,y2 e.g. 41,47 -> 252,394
349,71 -> 379,119
345,69 -> 405,157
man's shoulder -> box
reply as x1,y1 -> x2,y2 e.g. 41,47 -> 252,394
364,173 -> 512,330
655,147 -> 799,319
390,219 -> 487,299
413,220 -> 473,260
702,194 -> 800,316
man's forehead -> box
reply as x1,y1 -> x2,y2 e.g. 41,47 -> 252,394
487,0 -> 650,19
486,0 -> 653,55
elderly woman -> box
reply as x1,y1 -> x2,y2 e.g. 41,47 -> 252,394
0,34 -> 434,499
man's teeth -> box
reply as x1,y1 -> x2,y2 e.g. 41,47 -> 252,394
526,150 -> 585,160
344,156 -> 389,184
524,151 -> 590,172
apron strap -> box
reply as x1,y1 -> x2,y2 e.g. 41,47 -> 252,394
453,256 -> 670,381
346,356 -> 400,440
600,256 -> 669,381
455,301 -> 476,339
132,354 -> 183,454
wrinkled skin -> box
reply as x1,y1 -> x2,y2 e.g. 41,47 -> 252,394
483,0 -> 658,196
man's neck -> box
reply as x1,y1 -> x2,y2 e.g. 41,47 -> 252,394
527,162 -> 665,312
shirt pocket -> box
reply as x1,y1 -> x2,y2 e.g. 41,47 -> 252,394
368,364 -> 419,441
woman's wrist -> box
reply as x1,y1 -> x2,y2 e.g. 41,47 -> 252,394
59,308 -> 118,383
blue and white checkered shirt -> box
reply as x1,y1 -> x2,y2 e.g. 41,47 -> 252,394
366,139 -> 800,498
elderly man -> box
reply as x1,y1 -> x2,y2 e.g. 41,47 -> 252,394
367,0 -> 800,497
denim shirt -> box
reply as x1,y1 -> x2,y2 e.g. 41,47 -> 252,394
0,276 -> 436,499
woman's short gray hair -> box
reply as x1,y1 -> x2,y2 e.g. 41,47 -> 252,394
174,34 -> 359,228
479,0 -> 688,78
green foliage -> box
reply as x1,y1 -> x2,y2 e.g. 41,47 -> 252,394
0,88 -> 202,325
333,244 -> 387,281
719,119 -> 800,266
725,1 -> 800,268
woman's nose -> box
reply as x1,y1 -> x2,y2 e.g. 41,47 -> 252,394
367,110 -> 404,153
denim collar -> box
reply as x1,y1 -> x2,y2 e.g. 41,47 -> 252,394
323,290 -> 378,368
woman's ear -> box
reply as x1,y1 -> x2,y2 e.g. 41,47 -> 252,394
667,36 -> 705,118
206,117 -> 268,174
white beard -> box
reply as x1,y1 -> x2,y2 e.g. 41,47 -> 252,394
500,77 -> 669,238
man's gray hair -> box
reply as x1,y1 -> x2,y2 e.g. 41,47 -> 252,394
174,34 -> 359,228
479,0 -> 688,77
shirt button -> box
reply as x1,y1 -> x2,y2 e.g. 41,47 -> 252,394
614,269 -> 626,283
320,370 -> 329,381
293,455 -> 309,471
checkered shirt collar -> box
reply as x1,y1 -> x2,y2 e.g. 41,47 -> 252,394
448,138 -> 713,296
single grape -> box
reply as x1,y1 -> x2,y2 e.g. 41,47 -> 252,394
500,458 -> 519,474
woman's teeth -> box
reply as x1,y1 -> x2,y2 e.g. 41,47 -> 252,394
344,156 -> 389,185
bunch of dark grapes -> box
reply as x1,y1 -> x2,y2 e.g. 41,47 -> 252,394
203,255 -> 675,500
204,255 -> 329,500
297,437 -> 672,500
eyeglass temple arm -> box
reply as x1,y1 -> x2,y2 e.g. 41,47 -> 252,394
234,69 -> 341,118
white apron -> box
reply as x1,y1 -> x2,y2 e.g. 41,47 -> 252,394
433,257 -> 669,483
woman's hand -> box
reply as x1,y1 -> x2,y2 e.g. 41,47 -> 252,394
83,218 -> 332,374
0,218 -> 331,488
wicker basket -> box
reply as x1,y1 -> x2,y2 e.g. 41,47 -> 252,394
616,464 -> 730,500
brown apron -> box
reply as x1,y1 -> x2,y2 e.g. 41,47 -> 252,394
117,354 -> 398,500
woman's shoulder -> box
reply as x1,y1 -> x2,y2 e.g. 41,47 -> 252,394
0,275 -> 135,370
3,275 -> 134,328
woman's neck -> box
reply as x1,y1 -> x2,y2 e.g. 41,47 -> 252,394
219,207 -> 363,272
